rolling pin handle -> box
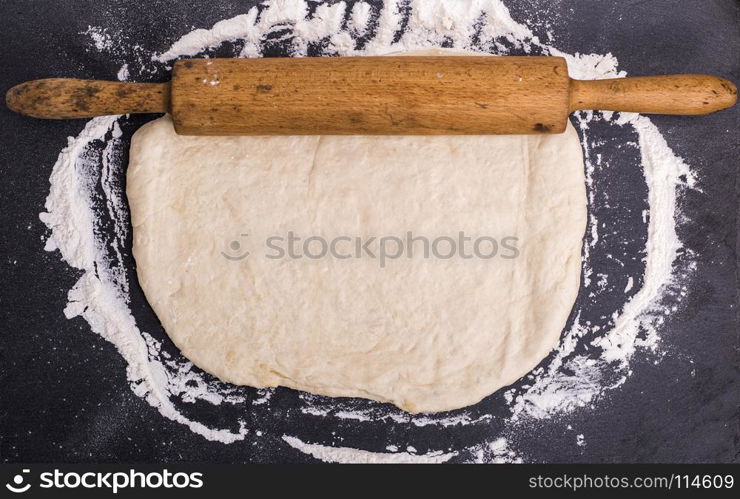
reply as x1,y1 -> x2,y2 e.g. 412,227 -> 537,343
568,74 -> 737,115
6,78 -> 170,119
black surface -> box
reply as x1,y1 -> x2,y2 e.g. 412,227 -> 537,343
1,0 -> 738,463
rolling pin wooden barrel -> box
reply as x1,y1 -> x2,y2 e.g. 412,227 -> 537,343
5,56 -> 737,135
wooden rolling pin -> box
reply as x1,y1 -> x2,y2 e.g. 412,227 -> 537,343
5,56 -> 737,135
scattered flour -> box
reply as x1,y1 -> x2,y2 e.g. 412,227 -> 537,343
576,434 -> 586,447
282,435 -> 457,463
40,117 -> 248,444
466,437 -> 524,463
85,26 -> 115,52
42,0 -> 696,462
116,64 -> 130,81
349,1 -> 373,36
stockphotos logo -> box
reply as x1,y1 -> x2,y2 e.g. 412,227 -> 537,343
6,469 -> 31,493
5,468 -> 203,494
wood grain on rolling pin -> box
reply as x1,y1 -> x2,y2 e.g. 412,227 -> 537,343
170,56 -> 571,135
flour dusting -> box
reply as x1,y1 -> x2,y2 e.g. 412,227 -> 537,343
42,0 -> 695,462
40,117 -> 248,443
282,435 -> 457,463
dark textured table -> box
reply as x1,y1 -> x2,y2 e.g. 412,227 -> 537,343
1,0 -> 737,463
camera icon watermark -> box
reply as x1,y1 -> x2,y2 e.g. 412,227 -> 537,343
220,233 -> 250,260
6,469 -> 31,494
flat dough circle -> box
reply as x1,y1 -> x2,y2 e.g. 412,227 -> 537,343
127,55 -> 586,414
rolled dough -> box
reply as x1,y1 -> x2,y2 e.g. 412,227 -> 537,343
127,59 -> 586,414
